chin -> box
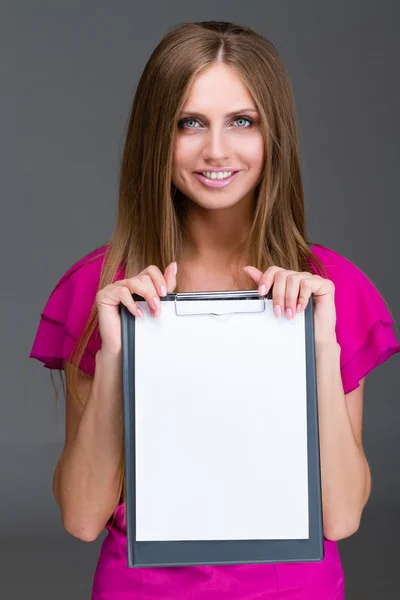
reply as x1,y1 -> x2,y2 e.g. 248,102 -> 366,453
191,196 -> 245,211
181,187 -> 252,211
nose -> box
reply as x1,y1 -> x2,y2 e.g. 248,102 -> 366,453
202,127 -> 230,162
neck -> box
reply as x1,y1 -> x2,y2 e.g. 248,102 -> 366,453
181,199 -> 253,267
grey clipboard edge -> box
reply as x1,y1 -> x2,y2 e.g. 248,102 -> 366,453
121,294 -> 324,567
121,304 -> 136,568
305,297 -> 324,558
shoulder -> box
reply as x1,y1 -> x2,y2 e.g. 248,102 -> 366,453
41,244 -> 114,344
310,242 -> 394,319
53,245 -> 108,293
311,243 -> 371,283
30,245 -> 114,375
40,245 -> 108,329
310,243 -> 400,393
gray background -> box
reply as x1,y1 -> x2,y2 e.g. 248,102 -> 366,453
2,0 -> 399,598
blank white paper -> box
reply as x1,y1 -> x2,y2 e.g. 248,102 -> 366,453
134,299 -> 309,541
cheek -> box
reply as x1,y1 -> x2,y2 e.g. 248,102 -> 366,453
241,134 -> 264,168
172,138 -> 194,180
171,141 -> 183,184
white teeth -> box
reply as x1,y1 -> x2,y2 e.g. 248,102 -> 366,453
202,171 -> 233,180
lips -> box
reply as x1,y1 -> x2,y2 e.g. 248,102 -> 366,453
194,171 -> 240,188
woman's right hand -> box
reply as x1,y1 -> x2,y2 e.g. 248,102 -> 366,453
95,262 -> 178,354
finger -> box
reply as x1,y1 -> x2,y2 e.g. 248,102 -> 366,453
243,266 -> 263,285
164,261 -> 178,293
244,265 -> 284,296
118,286 -> 145,318
119,276 -> 161,317
297,278 -> 314,313
271,270 -> 290,318
141,265 -> 169,297
284,273 -> 308,319
97,285 -> 144,318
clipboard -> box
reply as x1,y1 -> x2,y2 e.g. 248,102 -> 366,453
121,289 -> 324,568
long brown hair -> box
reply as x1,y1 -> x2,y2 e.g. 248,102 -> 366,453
63,20 -> 327,525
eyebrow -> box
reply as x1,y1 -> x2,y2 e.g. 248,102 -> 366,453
179,108 -> 258,118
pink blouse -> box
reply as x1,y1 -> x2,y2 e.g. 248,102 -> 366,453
29,243 -> 400,600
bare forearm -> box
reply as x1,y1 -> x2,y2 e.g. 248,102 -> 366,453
316,337 -> 371,540
56,349 -> 124,540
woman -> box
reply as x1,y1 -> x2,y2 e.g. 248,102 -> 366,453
30,20 -> 400,600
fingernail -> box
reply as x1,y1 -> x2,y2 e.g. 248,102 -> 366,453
274,305 -> 281,317
286,308 -> 293,320
152,297 -> 160,310
160,285 -> 167,297
296,303 -> 302,313
173,262 -> 178,276
259,284 -> 267,296
137,308 -> 144,317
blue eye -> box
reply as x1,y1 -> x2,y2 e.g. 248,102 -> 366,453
178,119 -> 200,129
177,116 -> 254,130
234,117 -> 253,128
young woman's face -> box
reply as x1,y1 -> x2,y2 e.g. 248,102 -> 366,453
172,62 -> 265,212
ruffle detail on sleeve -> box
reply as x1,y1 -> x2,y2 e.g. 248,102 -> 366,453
339,318 -> 400,394
311,244 -> 400,395
29,247 -> 108,377
29,314 -> 98,376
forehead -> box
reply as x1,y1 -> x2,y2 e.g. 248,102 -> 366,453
182,63 -> 256,113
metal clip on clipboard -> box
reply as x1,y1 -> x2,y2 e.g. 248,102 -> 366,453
172,290 -> 269,317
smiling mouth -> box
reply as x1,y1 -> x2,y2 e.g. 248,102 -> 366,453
193,171 -> 240,188
195,170 -> 239,180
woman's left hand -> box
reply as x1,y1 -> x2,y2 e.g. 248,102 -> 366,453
244,265 -> 337,344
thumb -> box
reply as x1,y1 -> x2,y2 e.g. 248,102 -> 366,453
164,261 -> 178,293
243,265 -> 263,285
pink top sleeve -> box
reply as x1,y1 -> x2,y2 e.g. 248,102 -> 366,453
30,243 -> 400,390
29,247 -> 110,377
312,244 -> 400,394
